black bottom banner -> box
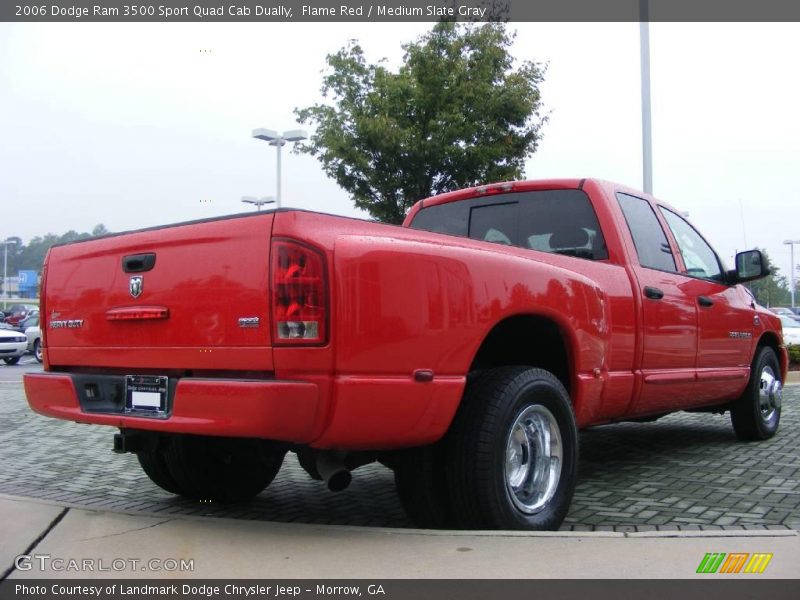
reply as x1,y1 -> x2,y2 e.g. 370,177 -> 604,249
2,580 -> 799,600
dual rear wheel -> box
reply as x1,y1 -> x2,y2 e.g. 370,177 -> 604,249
136,435 -> 285,503
395,366 -> 579,530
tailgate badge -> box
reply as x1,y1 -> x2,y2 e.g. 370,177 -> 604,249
238,317 -> 260,328
129,276 -> 143,299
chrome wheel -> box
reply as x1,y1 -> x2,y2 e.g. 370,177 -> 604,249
505,404 -> 563,514
758,365 -> 781,421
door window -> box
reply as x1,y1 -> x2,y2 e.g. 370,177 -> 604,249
616,193 -> 677,272
659,208 -> 724,282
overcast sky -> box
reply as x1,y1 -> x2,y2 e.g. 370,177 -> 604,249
1,22 -> 798,282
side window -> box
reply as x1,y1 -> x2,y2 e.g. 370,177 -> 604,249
616,193 -> 677,272
659,207 -> 723,281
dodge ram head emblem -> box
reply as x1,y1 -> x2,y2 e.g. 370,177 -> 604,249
129,276 -> 143,299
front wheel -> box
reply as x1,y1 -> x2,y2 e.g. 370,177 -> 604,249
731,346 -> 782,441
3,357 -> 20,365
445,366 -> 578,530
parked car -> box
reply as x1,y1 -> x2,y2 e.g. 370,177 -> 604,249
13,315 -> 39,334
3,304 -> 39,326
770,306 -> 798,318
0,329 -> 29,365
779,315 -> 800,346
24,324 -> 42,363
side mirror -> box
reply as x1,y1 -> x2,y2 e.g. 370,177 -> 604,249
732,249 -> 770,283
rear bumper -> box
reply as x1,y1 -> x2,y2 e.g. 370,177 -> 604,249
24,373 -> 320,443
23,372 -> 465,449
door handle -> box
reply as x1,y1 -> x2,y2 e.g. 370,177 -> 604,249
644,286 -> 664,300
698,296 -> 714,307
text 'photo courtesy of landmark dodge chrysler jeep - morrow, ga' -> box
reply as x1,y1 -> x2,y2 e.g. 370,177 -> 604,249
24,178 -> 786,531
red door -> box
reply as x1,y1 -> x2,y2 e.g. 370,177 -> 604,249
658,207 -> 754,403
615,193 -> 699,416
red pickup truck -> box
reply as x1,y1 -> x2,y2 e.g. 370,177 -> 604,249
24,178 -> 786,531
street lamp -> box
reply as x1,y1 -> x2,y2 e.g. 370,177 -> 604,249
2,238 -> 17,299
639,0 -> 653,194
251,128 -> 308,208
241,196 -> 276,211
785,239 -> 800,308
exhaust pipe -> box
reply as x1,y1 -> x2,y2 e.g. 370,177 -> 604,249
316,452 -> 352,492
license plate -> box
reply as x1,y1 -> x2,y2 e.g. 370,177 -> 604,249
125,375 -> 168,416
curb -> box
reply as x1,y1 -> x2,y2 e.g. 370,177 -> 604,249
1,493 -> 797,541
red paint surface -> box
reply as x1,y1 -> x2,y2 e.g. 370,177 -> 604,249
24,179 -> 786,448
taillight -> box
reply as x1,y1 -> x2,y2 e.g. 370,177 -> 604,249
271,239 -> 327,345
40,251 -> 49,366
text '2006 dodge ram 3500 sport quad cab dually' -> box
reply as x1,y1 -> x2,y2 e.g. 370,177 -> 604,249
24,178 -> 787,530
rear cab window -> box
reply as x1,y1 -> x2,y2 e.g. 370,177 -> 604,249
409,189 -> 609,261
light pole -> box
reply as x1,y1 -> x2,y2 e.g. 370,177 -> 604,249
251,128 -> 308,208
785,239 -> 800,308
639,0 -> 653,194
2,239 -> 17,299
241,196 -> 276,211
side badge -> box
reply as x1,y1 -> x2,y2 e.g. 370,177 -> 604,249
130,276 -> 143,299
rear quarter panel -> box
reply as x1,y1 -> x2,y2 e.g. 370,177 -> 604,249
275,211 -> 633,428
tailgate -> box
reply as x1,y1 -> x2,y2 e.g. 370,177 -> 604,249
44,213 -> 274,369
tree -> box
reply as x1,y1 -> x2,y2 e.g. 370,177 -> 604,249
3,225 -> 111,277
747,248 -> 790,307
295,21 -> 547,224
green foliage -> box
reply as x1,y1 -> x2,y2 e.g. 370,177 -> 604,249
747,248 -> 792,307
788,344 -> 800,365
1,225 -> 110,286
295,21 -> 547,224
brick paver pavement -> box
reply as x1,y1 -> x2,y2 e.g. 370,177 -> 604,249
1,366 -> 797,532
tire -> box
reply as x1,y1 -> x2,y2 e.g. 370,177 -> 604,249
3,357 -> 20,365
445,366 -> 579,530
136,437 -> 188,496
33,339 -> 43,363
731,346 -> 782,441
163,435 -> 285,502
394,444 -> 453,528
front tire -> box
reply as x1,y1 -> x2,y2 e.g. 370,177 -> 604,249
731,346 -> 782,441
163,435 -> 286,502
3,357 -> 20,365
446,367 -> 578,530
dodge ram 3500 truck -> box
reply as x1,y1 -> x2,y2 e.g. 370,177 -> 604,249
24,178 -> 786,531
